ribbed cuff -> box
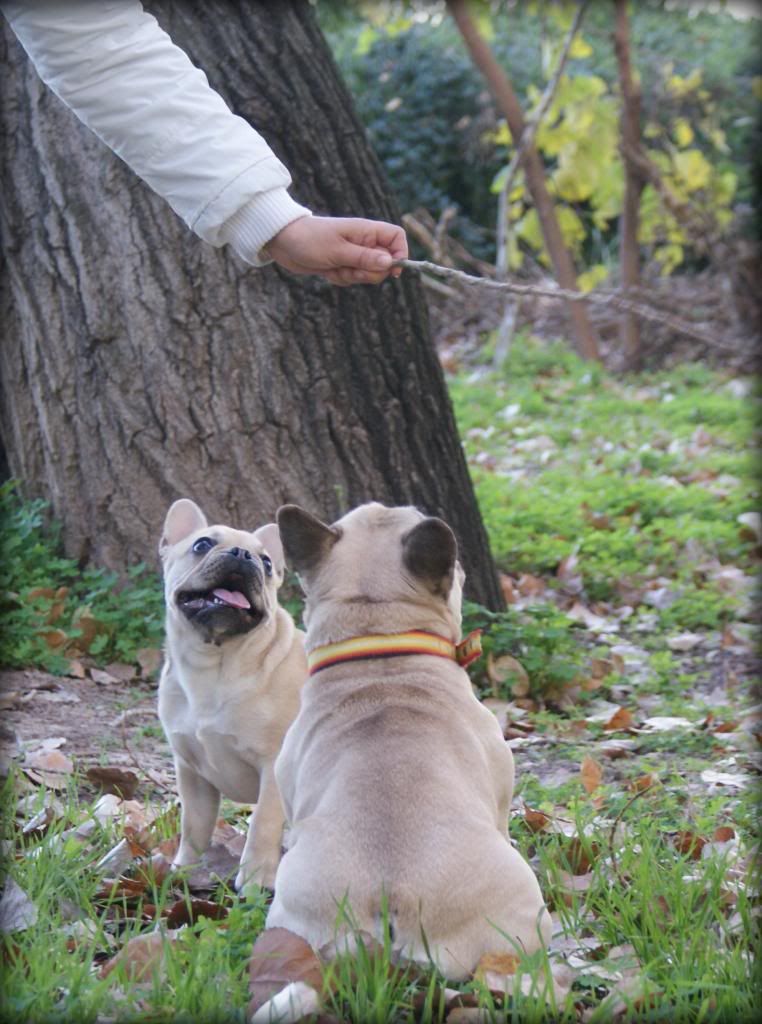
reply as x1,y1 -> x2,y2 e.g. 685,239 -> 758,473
220,189 -> 312,266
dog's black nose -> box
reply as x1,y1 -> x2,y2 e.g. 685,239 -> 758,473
228,546 -> 253,561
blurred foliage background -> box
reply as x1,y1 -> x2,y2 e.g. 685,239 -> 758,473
314,0 -> 760,271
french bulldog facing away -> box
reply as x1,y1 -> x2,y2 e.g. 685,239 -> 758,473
267,501 -> 552,979
158,498 -> 307,892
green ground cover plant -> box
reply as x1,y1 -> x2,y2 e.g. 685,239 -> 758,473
1,335 -> 758,1021
0,483 -> 164,673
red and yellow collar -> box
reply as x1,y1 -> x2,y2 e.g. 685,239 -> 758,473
307,629 -> 482,676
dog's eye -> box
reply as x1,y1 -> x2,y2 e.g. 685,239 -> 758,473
192,536 -> 216,555
261,554 -> 273,576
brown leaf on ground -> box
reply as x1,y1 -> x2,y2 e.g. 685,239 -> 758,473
165,898 -> 228,929
628,774 -> 656,794
673,830 -> 707,860
184,821 -> 247,891
103,662 -> 139,683
499,574 -> 518,605
94,876 -> 148,902
136,647 -> 163,678
0,878 -> 38,934
99,929 -> 179,982
580,755 -> 603,794
590,658 -> 613,678
474,950 -> 521,995
561,837 -> 600,875
248,927 -> 324,1019
517,573 -> 545,597
600,739 -> 636,760
23,746 -> 74,789
603,707 -> 634,731
523,805 -> 551,833
85,766 -> 140,800
486,654 -> 530,697
555,869 -> 594,907
90,668 -> 121,686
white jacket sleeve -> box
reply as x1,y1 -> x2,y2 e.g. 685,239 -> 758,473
2,0 -> 311,265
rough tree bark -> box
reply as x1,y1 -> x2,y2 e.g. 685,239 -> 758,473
613,0 -> 644,369
0,0 -> 503,609
447,0 -> 600,362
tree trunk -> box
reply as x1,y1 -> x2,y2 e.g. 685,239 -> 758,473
447,0 -> 600,362
0,0 -> 503,610
613,0 -> 644,369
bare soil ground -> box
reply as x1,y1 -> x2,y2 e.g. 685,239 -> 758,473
0,667 -> 175,797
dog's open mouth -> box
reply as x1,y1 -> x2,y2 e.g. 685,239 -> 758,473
177,579 -> 262,624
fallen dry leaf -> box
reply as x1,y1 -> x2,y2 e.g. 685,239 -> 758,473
600,739 -> 636,760
499,574 -> 518,605
165,898 -> 228,929
673,830 -> 707,860
89,668 -> 121,686
517,572 -> 545,598
700,769 -> 749,789
99,929 -> 179,982
666,632 -> 703,652
523,805 -> 551,833
486,653 -> 530,697
86,766 -> 140,800
580,755 -> 603,795
473,950 -> 521,996
23,746 -> 74,790
603,707 -> 634,731
628,774 -> 656,794
0,878 -> 38,934
248,927 -> 324,1020
639,716 -> 693,732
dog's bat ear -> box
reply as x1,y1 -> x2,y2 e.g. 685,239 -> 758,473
160,499 -> 208,554
276,505 -> 340,574
252,523 -> 285,578
402,517 -> 457,598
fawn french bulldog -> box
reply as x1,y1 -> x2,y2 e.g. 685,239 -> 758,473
266,501 -> 551,979
158,499 -> 306,892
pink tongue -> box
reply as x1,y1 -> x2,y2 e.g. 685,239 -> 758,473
212,588 -> 251,610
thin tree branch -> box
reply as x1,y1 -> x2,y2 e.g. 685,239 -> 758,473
499,0 -> 589,219
393,258 -> 737,350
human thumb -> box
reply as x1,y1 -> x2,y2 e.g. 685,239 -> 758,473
337,241 -> 393,272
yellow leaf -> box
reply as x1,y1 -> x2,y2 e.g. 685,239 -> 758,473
577,264 -> 608,293
569,34 -> 592,59
673,149 -> 711,192
672,118 -> 694,147
490,121 -> 512,148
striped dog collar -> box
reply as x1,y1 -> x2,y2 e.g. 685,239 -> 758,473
307,628 -> 482,676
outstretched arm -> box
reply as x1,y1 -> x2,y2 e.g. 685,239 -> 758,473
3,0 -> 406,284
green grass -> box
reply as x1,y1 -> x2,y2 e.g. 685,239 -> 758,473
1,336 -> 758,1020
2,765 -> 758,1022
449,335 -> 757,614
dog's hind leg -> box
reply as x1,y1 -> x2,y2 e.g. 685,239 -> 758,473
173,758 -> 221,866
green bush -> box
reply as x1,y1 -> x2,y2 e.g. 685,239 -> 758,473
318,2 -> 759,260
0,483 -> 164,672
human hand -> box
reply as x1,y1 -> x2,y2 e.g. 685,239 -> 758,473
266,216 -> 408,285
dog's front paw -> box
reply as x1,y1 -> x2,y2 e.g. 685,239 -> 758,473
235,859 -> 277,895
172,844 -> 202,869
